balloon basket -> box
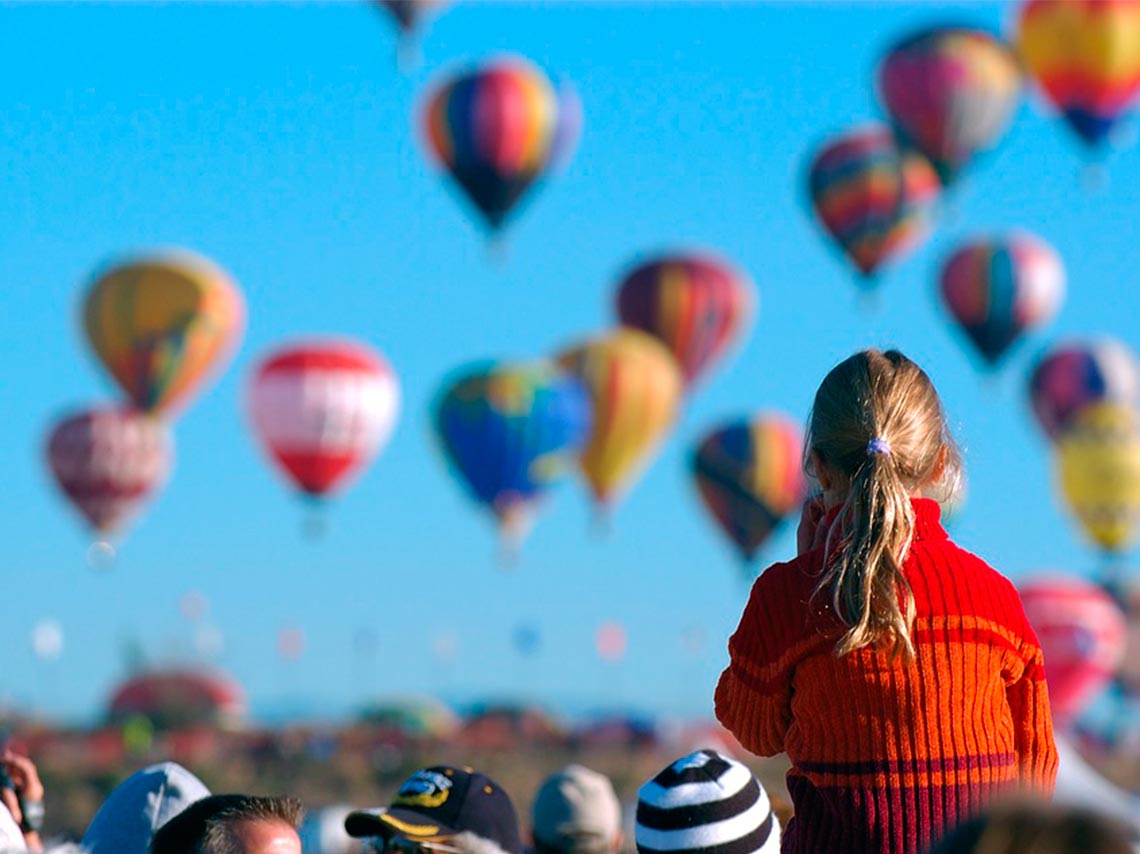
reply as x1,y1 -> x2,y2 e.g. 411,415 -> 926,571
86,539 -> 117,572
302,508 -> 327,541
590,508 -> 614,540
485,233 -> 510,266
1080,162 -> 1109,195
396,37 -> 423,74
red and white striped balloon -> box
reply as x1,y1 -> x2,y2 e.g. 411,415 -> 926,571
45,407 -> 171,536
1021,575 -> 1127,724
247,340 -> 399,498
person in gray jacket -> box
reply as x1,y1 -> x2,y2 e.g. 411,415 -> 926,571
82,762 -> 210,854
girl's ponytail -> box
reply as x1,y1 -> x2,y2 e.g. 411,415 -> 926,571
808,350 -> 960,664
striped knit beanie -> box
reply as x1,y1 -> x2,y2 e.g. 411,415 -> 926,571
635,750 -> 779,854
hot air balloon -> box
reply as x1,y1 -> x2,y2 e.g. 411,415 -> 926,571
1018,0 -> 1140,152
1020,576 -> 1127,724
596,622 -> 627,663
83,251 -> 245,419
1057,403 -> 1140,555
246,340 -> 400,501
938,232 -> 1065,367
615,253 -> 755,387
549,78 -> 583,174
806,124 -> 940,282
421,57 -> 565,233
878,27 -> 1022,186
556,330 -> 682,511
691,414 -> 806,564
1029,338 -> 1140,440
376,0 -> 447,35
46,407 -> 171,539
433,360 -> 593,544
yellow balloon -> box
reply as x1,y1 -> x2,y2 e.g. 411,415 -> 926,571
556,329 -> 682,507
1057,402 -> 1140,554
83,250 -> 245,418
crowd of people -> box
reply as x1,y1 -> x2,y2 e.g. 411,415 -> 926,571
5,349 -> 1140,854
0,747 -> 1135,854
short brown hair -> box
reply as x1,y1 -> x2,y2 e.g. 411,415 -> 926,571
150,794 -> 303,854
930,801 -> 1134,854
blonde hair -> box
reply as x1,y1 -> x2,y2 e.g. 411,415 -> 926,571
807,349 -> 961,662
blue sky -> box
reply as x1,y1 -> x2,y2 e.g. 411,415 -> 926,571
2,1 -> 1137,724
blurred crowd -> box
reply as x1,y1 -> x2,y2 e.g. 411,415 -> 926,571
1,744 -> 1137,854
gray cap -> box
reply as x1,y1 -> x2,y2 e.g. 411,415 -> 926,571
532,765 -> 621,854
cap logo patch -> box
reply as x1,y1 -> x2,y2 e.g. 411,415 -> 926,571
395,770 -> 453,809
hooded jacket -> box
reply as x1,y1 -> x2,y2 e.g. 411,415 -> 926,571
81,762 -> 209,854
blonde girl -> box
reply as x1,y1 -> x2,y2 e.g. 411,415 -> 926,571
715,349 -> 1057,854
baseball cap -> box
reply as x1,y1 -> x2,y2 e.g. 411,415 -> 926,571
346,766 -> 524,854
532,765 -> 621,854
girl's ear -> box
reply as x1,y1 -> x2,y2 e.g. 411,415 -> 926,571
928,444 -> 948,485
809,450 -> 833,491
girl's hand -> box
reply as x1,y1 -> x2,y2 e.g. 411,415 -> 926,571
796,495 -> 829,556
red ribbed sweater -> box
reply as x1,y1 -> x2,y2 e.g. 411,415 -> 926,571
715,498 -> 1057,854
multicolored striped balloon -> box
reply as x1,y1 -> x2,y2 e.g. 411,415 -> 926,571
246,340 -> 400,498
691,414 -> 806,564
1029,338 -> 1140,440
556,330 -> 682,509
83,251 -> 245,419
434,361 -> 592,544
421,57 -> 564,232
46,407 -> 172,537
939,233 -> 1065,367
1019,0 -> 1140,149
1057,403 -> 1140,554
615,253 -> 754,386
1021,575 -> 1127,724
807,124 -> 940,281
878,27 -> 1022,185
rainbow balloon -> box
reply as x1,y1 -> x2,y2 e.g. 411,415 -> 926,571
691,414 -> 806,564
556,330 -> 682,509
615,253 -> 754,386
807,125 -> 940,282
83,251 -> 245,419
434,360 -> 592,544
939,233 -> 1064,367
1029,338 -> 1140,440
421,57 -> 566,232
1019,0 -> 1140,149
878,27 -> 1022,185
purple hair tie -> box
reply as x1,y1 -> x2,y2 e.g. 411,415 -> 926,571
866,437 -> 892,457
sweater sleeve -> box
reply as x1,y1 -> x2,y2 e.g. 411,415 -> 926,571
1005,609 -> 1059,793
714,564 -> 802,757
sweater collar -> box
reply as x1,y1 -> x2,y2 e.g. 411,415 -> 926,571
821,496 -> 947,542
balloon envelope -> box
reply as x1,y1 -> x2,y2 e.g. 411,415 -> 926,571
83,251 -> 245,418
247,340 -> 400,498
421,57 -> 563,231
615,253 -> 754,386
1020,576 -> 1127,723
556,330 -> 682,508
807,124 -> 940,280
46,407 -> 171,537
1018,0 -> 1140,149
691,414 -> 806,563
878,27 -> 1022,185
939,232 -> 1064,367
1029,338 -> 1140,441
433,360 -> 593,540
1057,403 -> 1140,554
376,0 -> 447,33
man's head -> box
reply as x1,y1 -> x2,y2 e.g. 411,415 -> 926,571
345,766 -> 523,854
532,765 -> 621,854
149,794 -> 303,854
